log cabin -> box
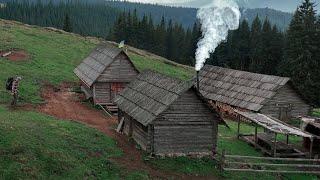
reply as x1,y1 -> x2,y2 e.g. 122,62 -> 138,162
198,65 -> 312,122
74,43 -> 139,111
114,70 -> 221,156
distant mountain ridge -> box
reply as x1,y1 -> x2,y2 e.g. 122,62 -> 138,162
0,0 -> 293,30
105,1 -> 293,30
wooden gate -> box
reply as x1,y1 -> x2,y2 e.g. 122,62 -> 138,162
219,150 -> 320,174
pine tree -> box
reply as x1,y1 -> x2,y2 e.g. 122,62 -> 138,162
280,0 -> 320,105
63,13 -> 72,32
249,15 -> 262,72
260,18 -> 273,74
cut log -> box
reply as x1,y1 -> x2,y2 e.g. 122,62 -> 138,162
2,51 -> 12,57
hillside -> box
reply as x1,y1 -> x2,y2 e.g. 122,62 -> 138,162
105,1 -> 292,30
0,19 -> 194,105
0,19 -> 317,179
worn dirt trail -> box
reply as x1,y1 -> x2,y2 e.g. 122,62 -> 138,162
37,85 -> 217,180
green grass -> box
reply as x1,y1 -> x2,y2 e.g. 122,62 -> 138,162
129,54 -> 195,81
312,109 -> 320,117
0,105 -> 123,179
147,121 -> 318,180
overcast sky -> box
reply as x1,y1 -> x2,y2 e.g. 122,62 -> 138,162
122,0 -> 320,13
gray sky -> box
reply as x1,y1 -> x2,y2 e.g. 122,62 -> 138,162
122,0 -> 320,13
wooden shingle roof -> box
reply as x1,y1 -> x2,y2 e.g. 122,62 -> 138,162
74,43 -> 122,87
198,65 -> 290,111
114,70 -> 193,126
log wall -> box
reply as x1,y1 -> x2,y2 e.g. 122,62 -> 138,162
120,111 -> 149,151
260,84 -> 311,120
97,53 -> 138,82
152,90 -> 218,155
93,83 -> 111,105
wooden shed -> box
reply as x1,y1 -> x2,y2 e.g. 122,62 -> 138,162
74,43 -> 139,109
198,65 -> 311,122
114,70 -> 221,156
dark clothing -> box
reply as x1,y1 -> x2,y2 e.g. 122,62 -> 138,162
11,79 -> 20,94
10,78 -> 20,106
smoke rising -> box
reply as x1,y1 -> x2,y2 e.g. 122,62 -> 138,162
195,0 -> 241,71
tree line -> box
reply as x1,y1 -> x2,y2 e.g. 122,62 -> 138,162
0,0 -> 119,37
109,10 -> 200,66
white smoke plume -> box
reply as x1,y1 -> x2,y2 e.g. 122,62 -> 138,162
195,0 -> 241,71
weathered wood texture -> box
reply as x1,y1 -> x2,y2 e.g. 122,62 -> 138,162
198,65 -> 292,112
97,53 -> 138,83
74,43 -> 139,105
121,111 -> 149,151
74,43 -> 122,87
260,84 -> 311,119
153,90 -> 218,155
116,71 -> 220,155
93,83 -> 111,105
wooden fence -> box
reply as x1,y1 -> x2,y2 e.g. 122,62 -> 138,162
219,150 -> 320,174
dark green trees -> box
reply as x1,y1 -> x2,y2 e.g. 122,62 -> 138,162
280,0 -> 320,105
63,13 -> 72,32
111,11 -> 200,65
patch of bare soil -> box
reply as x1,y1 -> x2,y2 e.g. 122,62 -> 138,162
0,50 -> 29,61
37,84 -> 217,179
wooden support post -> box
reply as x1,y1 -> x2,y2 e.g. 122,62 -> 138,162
237,115 -> 241,139
273,133 -> 277,157
314,155 -> 319,165
254,125 -> 258,149
310,137 -> 314,159
286,135 -> 289,145
220,149 -> 226,173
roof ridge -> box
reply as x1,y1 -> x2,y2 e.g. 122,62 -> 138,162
204,65 -> 291,80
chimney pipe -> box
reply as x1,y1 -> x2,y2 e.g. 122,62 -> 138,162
196,71 -> 200,91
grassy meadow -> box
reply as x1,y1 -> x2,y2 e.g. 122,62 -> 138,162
0,105 -> 123,179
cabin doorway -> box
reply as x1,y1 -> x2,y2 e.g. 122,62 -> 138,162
110,82 -> 125,100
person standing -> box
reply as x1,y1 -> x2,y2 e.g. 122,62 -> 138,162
10,76 -> 22,106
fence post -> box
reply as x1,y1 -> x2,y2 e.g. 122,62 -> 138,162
314,155 -> 318,165
220,150 -> 226,173
237,115 -> 241,139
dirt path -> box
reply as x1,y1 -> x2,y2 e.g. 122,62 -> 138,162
37,85 -> 216,179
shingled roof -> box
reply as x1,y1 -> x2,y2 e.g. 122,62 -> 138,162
114,70 -> 193,126
198,65 -> 290,112
74,43 -> 123,87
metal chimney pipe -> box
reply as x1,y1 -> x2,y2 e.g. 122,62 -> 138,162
196,71 -> 200,90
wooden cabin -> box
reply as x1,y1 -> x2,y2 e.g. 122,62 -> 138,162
198,65 -> 311,122
114,70 -> 221,156
74,43 -> 139,109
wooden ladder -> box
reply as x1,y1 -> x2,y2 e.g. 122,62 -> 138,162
105,103 -> 118,115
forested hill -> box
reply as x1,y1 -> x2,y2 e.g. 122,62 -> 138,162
104,1 -> 292,30
0,0 -> 292,31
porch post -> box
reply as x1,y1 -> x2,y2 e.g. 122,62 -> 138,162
237,115 -> 241,139
273,133 -> 277,157
310,137 -> 314,159
254,125 -> 258,149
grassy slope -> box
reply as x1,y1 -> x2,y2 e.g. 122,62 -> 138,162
0,19 -> 194,105
0,106 -> 123,179
312,109 -> 320,117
